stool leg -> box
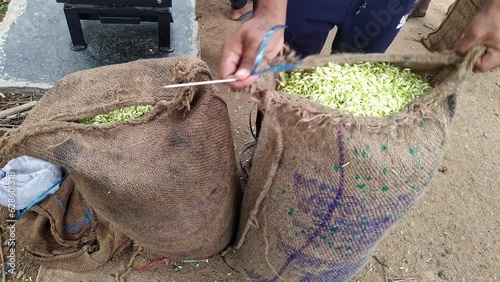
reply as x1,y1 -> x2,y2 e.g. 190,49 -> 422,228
63,5 -> 88,51
158,11 -> 175,53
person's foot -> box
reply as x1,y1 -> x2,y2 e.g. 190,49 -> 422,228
408,5 -> 427,19
228,2 -> 253,21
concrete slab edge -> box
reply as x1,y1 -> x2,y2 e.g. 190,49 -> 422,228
190,0 -> 201,58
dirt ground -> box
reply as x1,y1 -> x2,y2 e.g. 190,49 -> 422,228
1,0 -> 498,281
195,0 -> 499,281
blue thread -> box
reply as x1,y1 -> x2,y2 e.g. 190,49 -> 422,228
17,174 -> 69,220
63,206 -> 93,233
0,256 -> 25,277
250,25 -> 301,76
240,142 -> 257,177
54,197 -> 67,211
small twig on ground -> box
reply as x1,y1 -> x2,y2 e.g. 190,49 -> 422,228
387,277 -> 418,282
0,228 -> 6,282
372,256 -> 390,282
423,23 -> 435,30
217,254 -> 242,276
34,265 -> 43,282
116,245 -> 142,282
6,111 -> 30,119
372,255 -> 389,268
244,140 -> 256,145
0,101 -> 37,119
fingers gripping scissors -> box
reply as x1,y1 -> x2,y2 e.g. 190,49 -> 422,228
163,25 -> 301,89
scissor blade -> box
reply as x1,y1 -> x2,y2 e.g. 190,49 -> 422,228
163,78 -> 238,89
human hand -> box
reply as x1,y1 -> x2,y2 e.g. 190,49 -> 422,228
456,0 -> 500,72
220,10 -> 285,91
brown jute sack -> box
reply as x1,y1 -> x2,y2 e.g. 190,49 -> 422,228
0,176 -> 130,272
422,0 -> 483,52
223,47 -> 485,281
0,56 -> 239,260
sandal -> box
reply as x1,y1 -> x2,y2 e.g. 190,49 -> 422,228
408,5 -> 426,18
230,10 -> 253,21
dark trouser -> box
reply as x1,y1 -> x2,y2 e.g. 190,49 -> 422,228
285,0 -> 416,56
230,0 -> 248,10
253,0 -> 415,138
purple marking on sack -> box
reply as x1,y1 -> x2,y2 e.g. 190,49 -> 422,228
269,128 -> 348,281
244,130 -> 421,282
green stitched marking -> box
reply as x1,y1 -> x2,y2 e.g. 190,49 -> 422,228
327,242 -> 334,248
355,174 -> 361,180
347,135 -> 353,141
333,164 -> 339,172
411,186 -> 421,193
330,226 -> 338,233
357,183 -> 366,190
353,148 -> 359,156
288,208 -> 294,216
417,160 -> 424,171
281,189 -> 286,194
382,167 -> 388,175
409,147 -> 418,155
381,145 -> 388,152
381,186 -> 389,192
366,176 -> 372,181
315,243 -> 321,249
361,150 -> 367,159
419,120 -> 425,128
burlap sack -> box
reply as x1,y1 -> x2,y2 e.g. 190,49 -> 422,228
223,47 -> 485,281
422,0 -> 483,52
0,176 -> 130,272
0,56 -> 239,260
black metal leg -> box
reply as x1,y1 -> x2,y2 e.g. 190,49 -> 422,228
158,11 -> 174,53
63,4 -> 88,51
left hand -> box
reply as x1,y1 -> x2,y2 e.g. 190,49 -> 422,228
456,0 -> 500,72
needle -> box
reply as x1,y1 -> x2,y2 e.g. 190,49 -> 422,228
162,78 -> 238,89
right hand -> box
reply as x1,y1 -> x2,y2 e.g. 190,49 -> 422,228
220,12 -> 285,91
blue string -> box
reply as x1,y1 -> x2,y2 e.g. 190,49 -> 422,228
249,103 -> 258,141
240,142 -> 257,178
250,25 -> 301,76
16,174 -> 69,220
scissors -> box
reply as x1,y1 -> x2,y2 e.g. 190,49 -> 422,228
163,25 -> 301,89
